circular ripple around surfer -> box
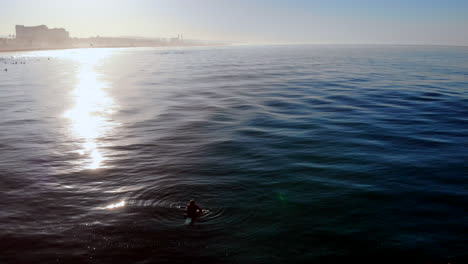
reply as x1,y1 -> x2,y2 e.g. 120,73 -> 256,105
121,179 -> 263,232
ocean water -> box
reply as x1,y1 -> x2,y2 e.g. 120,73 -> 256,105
0,45 -> 467,263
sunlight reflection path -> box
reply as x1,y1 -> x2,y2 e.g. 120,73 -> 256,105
62,49 -> 118,170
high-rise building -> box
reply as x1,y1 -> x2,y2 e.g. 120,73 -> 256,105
15,25 -> 69,44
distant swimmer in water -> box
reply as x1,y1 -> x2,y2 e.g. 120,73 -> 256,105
186,200 -> 202,224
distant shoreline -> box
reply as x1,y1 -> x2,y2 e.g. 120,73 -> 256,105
0,44 -> 218,54
0,46 -> 86,53
3,43 -> 464,54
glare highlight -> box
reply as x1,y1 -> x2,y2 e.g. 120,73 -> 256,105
62,49 -> 118,170
105,200 -> 126,209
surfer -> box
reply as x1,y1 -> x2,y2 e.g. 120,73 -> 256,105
186,200 -> 202,223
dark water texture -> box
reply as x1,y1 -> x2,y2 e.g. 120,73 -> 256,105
0,45 -> 467,263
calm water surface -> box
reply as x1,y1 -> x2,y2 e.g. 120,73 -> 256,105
0,45 -> 467,263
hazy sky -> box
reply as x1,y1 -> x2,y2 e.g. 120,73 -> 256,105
1,0 -> 467,45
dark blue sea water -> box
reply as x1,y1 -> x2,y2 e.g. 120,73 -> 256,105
0,45 -> 467,263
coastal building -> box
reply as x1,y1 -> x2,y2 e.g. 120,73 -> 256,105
169,34 -> 183,44
0,39 -> 5,48
15,25 -> 69,45
1,24 -> 195,51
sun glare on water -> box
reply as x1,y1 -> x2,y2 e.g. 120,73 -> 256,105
105,200 -> 126,209
61,49 -> 119,170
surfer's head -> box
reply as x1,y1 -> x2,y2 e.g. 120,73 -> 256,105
189,200 -> 195,205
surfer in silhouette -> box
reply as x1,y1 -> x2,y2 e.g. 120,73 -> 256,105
186,200 -> 202,224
